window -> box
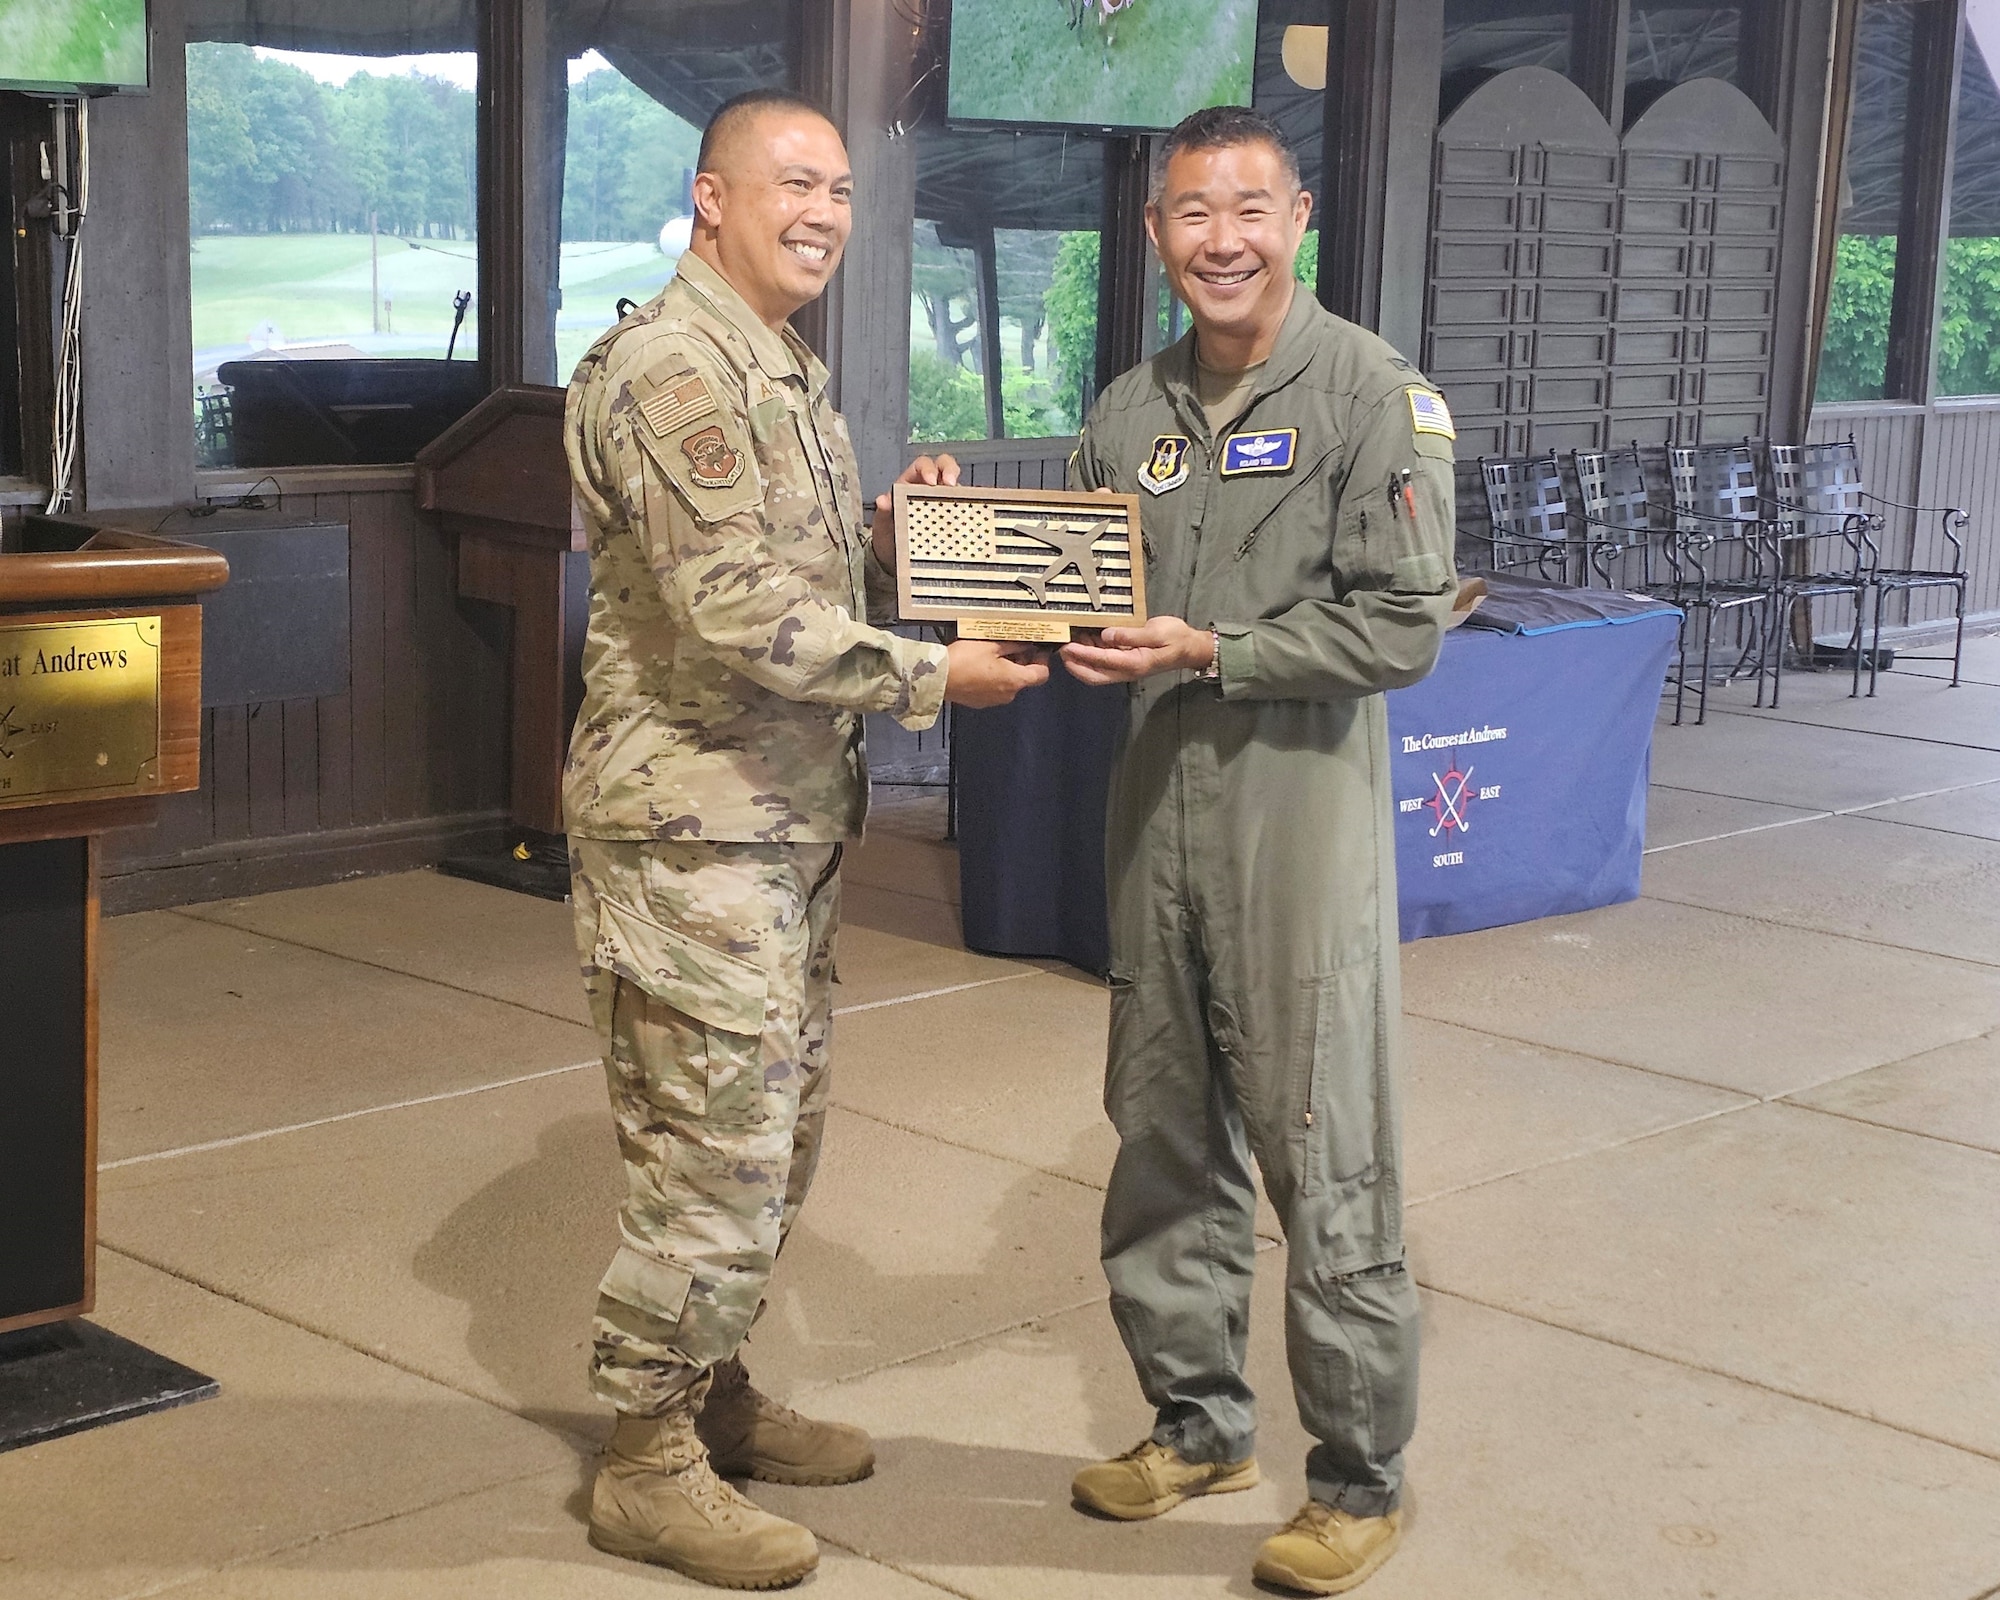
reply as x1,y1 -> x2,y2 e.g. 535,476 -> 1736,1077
556,54 -> 700,383
551,2 -> 799,385
1625,6 -> 1742,92
907,128 -> 1106,442
1442,0 -> 1581,110
186,17 -> 481,467
1816,0 -> 1921,403
1938,0 -> 2000,396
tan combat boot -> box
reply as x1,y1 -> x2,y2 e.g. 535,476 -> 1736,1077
697,1355 -> 875,1486
589,1386 -> 819,1590
1070,1438 -> 1260,1520
1252,1501 -> 1404,1595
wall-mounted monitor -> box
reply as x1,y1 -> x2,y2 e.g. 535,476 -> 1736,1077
945,0 -> 1259,134
0,0 -> 151,94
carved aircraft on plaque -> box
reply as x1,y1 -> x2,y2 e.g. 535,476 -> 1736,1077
893,483 -> 1147,644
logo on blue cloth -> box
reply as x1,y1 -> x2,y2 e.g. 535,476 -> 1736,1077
1396,725 -> 1508,869
1219,428 -> 1298,476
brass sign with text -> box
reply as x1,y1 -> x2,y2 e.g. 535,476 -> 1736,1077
0,617 -> 163,807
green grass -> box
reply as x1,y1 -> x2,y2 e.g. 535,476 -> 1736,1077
946,0 -> 1256,130
0,0 -> 147,88
191,233 -> 683,377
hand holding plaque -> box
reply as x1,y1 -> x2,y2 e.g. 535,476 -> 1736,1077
892,483 -> 1148,645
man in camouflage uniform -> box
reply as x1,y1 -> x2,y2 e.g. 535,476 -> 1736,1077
564,89 -> 1046,1589
1061,109 -> 1458,1595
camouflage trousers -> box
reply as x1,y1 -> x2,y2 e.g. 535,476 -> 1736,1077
570,835 -> 841,1417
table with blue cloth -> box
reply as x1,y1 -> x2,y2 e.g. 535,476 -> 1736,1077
949,575 -> 1682,972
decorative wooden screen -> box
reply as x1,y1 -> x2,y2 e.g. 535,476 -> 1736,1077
1426,68 -> 1785,461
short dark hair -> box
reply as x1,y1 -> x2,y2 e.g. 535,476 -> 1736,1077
697,88 -> 836,173
1152,105 -> 1301,203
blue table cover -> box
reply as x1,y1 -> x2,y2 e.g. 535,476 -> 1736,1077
951,582 -> 1681,970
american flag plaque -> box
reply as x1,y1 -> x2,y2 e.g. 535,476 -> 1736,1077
892,483 -> 1147,644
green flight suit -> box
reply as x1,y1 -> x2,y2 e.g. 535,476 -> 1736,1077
1072,286 -> 1457,1516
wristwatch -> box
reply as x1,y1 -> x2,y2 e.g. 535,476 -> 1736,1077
1196,627 -> 1222,683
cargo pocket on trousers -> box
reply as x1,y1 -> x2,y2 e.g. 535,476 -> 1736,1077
1294,958 -> 1388,1197
600,1234 -> 696,1333
595,892 -> 770,1119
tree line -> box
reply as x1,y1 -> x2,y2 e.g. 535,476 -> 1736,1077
187,46 -> 698,244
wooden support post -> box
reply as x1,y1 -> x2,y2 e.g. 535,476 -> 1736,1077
1884,0 -> 1967,403
1574,0 -> 1630,134
974,221 -> 1005,438
1095,136 -> 1152,405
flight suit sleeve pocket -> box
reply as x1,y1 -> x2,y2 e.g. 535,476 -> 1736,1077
1295,957 -> 1391,1197
600,1236 -> 695,1327
594,892 -> 769,1036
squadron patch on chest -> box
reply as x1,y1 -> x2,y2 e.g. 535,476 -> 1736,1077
1219,428 -> 1298,476
680,424 -> 745,489
638,371 -> 717,439
1139,435 -> 1192,495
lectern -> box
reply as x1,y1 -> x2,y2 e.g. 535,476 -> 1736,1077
416,386 -> 583,829
0,529 -> 225,1447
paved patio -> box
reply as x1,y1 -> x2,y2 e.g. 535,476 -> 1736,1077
5,635 -> 2000,1600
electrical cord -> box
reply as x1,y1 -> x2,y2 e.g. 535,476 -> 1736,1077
45,98 -> 88,516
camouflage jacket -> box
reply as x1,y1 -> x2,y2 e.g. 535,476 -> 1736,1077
564,252 -> 948,843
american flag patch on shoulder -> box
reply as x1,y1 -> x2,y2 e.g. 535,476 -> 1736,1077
639,372 -> 717,439
1408,387 -> 1456,439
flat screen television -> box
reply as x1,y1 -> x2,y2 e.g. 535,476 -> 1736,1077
945,0 -> 1259,133
0,0 -> 151,94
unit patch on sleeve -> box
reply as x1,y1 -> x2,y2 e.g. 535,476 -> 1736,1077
1219,428 -> 1298,476
680,424 -> 745,489
638,370 -> 718,439
1139,434 -> 1192,495
1408,387 -> 1456,440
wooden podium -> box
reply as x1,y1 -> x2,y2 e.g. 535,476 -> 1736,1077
0,530 -> 224,1338
416,385 -> 583,843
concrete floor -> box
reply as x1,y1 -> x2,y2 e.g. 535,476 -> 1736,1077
7,637 -> 2000,1599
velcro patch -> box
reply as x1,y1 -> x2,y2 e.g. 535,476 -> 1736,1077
680,424 -> 746,489
1219,428 -> 1298,476
639,371 -> 718,439
1409,387 -> 1456,440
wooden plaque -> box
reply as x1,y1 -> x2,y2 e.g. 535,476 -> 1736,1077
894,483 -> 1146,644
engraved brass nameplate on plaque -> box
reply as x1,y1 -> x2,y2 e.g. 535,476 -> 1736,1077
0,617 -> 163,807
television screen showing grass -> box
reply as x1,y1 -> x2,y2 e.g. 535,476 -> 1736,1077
946,0 -> 1258,132
0,0 -> 150,91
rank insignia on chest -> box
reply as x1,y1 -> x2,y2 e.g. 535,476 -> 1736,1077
1220,428 -> 1298,476
1408,387 -> 1456,439
681,424 -> 745,489
1139,434 -> 1192,495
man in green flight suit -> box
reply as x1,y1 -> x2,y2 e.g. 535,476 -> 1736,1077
1062,106 -> 1459,1595
563,89 -> 1046,1589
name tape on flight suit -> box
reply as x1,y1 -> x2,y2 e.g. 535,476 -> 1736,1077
1219,428 -> 1298,476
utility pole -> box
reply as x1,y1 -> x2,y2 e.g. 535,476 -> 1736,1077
371,210 -> 380,334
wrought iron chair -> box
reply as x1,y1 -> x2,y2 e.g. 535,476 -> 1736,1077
1763,441 -> 1873,704
1573,444 -> 1709,721
1475,453 -> 1616,585
1818,431 -> 1972,694
1667,443 -> 1778,719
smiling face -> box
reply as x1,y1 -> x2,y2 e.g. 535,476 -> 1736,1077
689,108 -> 853,329
1146,139 -> 1312,363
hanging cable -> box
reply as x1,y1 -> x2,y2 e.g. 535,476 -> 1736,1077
46,96 -> 89,515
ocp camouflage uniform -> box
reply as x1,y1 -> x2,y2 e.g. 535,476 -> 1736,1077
565,251 -> 948,1416
1073,286 -> 1458,1516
